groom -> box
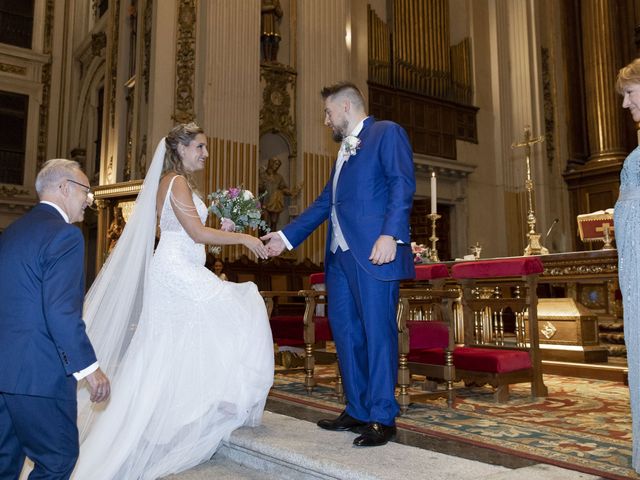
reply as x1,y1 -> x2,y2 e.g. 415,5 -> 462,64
0,159 -> 110,479
262,81 -> 415,446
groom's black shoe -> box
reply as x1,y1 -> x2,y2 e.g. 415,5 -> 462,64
317,411 -> 367,432
352,422 -> 396,447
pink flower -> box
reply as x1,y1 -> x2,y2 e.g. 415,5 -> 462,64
228,187 -> 240,198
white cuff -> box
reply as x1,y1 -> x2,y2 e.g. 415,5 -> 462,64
73,362 -> 99,380
277,230 -> 294,250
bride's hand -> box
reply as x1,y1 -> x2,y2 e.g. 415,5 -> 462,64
242,234 -> 269,260
220,217 -> 236,232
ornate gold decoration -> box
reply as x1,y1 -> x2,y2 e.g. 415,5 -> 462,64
137,134 -> 147,179
0,63 -> 26,75
143,0 -> 152,103
544,262 -> 618,277
427,213 -> 441,262
0,185 -> 30,197
91,32 -> 107,57
92,0 -> 102,18
174,0 -> 196,124
109,0 -> 121,128
37,0 -> 55,169
512,126 -> 548,255
260,63 -> 297,155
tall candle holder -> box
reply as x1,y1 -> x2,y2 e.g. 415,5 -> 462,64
511,126 -> 548,256
427,213 -> 441,262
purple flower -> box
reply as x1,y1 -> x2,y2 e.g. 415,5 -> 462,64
228,187 -> 240,198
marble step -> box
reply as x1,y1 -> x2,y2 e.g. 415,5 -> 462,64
165,411 -> 601,480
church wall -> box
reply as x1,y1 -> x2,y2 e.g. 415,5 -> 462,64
455,0 -> 506,259
295,0 -> 351,264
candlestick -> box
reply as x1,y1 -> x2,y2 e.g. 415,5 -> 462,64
427,213 -> 441,262
430,172 -> 437,214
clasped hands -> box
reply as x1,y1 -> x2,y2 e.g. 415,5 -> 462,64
259,232 -> 397,264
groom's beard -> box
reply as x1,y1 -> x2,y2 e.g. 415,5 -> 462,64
330,118 -> 349,143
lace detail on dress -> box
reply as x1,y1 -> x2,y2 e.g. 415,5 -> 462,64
160,176 -> 208,233
155,176 -> 209,267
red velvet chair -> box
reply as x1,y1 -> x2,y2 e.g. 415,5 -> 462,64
449,257 -> 549,402
402,258 -> 549,405
397,263 -> 458,413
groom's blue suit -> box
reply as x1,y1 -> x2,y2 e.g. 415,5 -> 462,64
0,203 -> 97,479
283,117 -> 415,425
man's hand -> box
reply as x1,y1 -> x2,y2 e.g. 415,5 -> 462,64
369,235 -> 397,265
85,368 -> 111,403
261,232 -> 286,257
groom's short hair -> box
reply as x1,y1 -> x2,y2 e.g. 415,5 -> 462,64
321,81 -> 365,110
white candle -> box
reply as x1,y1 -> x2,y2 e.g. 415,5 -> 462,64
430,172 -> 437,214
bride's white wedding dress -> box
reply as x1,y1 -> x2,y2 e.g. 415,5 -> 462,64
72,177 -> 274,479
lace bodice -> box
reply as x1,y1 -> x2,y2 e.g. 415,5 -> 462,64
155,176 -> 208,266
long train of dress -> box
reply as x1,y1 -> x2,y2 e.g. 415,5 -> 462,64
72,178 -> 274,479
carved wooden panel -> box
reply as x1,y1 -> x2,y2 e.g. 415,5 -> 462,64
368,83 -> 477,160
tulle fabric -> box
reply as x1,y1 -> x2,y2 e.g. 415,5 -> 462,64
71,141 -> 273,479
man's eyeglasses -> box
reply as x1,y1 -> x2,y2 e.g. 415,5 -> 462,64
65,178 -> 95,207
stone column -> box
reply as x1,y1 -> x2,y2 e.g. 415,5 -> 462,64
580,0 -> 626,162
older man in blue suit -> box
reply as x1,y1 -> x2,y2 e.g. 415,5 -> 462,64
0,159 -> 110,479
262,81 -> 416,446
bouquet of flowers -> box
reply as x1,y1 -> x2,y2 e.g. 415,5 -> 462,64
208,186 -> 270,234
411,242 -> 433,264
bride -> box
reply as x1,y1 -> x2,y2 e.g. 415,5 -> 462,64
71,123 -> 274,479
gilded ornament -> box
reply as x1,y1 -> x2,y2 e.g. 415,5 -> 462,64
0,185 -> 30,197
37,0 -> 55,169
0,63 -> 26,75
174,0 -> 196,123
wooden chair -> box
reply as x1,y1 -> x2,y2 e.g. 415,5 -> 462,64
298,273 -> 343,400
397,264 -> 458,413
449,257 -> 549,402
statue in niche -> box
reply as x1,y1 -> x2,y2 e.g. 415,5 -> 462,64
259,157 -> 301,232
261,0 -> 283,63
106,206 -> 125,254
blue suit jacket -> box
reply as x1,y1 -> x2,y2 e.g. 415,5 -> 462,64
284,117 -> 416,281
0,203 -> 97,400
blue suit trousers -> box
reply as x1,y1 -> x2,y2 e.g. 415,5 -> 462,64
0,393 -> 78,480
326,248 -> 400,426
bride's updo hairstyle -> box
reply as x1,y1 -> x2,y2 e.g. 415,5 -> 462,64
163,122 -> 205,188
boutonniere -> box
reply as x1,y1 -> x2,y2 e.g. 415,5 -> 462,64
341,135 -> 361,158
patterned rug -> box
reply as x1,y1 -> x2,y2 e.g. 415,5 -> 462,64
270,366 -> 636,480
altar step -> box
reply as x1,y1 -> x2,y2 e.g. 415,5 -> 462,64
163,411 -> 599,480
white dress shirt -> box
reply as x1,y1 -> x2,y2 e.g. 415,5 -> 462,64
278,118 -> 368,251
